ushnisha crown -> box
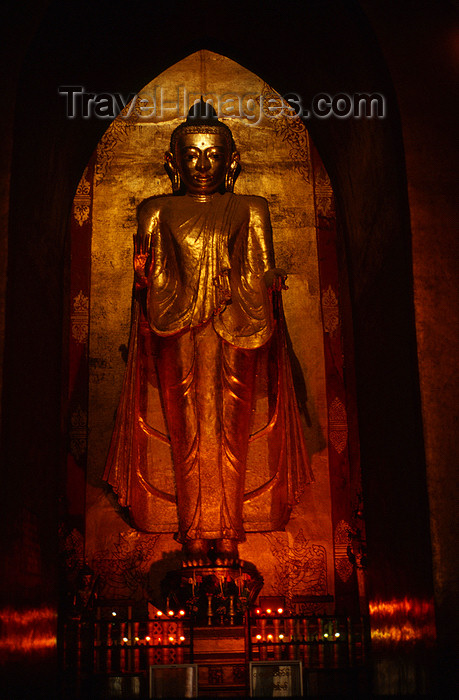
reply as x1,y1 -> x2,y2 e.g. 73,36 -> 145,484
170,98 -> 236,154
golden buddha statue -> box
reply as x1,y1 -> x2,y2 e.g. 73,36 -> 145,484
104,102 -> 312,567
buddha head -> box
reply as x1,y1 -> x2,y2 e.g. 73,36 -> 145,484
165,99 -> 240,195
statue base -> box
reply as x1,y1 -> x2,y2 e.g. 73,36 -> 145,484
161,562 -> 263,625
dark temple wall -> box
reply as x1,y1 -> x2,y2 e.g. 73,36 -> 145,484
1,0 -> 456,697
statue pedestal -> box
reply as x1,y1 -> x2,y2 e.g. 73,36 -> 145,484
161,563 -> 263,626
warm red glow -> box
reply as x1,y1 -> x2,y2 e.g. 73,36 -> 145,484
266,608 -> 272,614
179,635 -> 185,641
156,611 -> 163,617
168,610 -> 174,617
369,597 -> 436,647
179,610 -> 185,616
277,607 -> 284,614
256,608 -> 261,614
0,607 -> 57,658
369,598 -> 434,617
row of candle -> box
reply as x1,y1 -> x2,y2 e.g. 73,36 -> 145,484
254,632 -> 341,642
254,607 -> 285,615
110,609 -> 186,619
251,620 -> 344,639
249,616 -> 368,667
95,621 -> 187,645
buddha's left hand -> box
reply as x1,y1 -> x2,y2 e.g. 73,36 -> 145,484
264,268 -> 288,291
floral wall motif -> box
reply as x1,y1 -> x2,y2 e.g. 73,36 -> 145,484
261,83 -> 310,183
334,520 -> 354,583
70,291 -> 89,345
328,397 -> 349,455
263,530 -> 328,602
90,533 -> 161,600
73,169 -> 91,226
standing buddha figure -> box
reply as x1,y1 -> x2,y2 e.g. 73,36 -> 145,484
104,102 -> 312,566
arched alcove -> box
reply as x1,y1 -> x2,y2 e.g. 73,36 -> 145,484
63,51 -> 364,615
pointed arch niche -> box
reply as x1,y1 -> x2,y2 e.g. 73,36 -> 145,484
64,51 -> 364,614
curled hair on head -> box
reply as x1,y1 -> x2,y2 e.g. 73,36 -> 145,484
170,98 -> 236,154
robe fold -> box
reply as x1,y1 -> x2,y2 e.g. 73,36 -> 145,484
103,191 -> 313,540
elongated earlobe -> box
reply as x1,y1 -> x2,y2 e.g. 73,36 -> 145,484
225,152 -> 240,192
164,151 -> 181,192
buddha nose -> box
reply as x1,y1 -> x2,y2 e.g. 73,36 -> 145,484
196,152 -> 211,172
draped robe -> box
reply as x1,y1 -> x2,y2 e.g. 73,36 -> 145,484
103,191 -> 312,541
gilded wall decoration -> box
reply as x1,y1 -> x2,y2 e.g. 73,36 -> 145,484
69,406 -> 88,461
71,290 -> 89,344
334,519 -> 353,583
73,168 -> 91,226
321,285 -> 340,334
264,529 -> 327,601
95,107 -> 138,187
261,83 -> 310,183
328,396 -> 348,454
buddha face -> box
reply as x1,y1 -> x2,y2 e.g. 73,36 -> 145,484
174,131 -> 231,195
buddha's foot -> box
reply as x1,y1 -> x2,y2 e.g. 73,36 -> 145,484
215,538 -> 239,566
182,539 -> 211,567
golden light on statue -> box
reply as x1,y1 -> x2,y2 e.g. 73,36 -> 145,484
103,99 -> 312,569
